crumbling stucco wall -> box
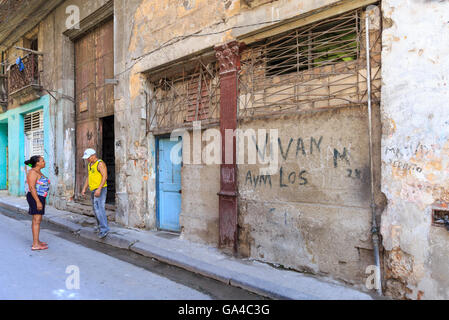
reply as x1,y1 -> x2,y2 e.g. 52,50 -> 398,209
381,0 -> 449,299
237,105 -> 382,286
180,129 -> 220,245
114,0 -> 354,230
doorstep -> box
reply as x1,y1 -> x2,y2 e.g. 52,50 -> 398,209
65,200 -> 115,221
0,194 -> 377,300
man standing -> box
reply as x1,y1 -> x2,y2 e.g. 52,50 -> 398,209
81,148 -> 110,238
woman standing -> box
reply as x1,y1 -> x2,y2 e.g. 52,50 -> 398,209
25,155 -> 50,251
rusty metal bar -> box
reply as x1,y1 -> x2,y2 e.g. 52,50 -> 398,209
148,59 -> 220,131
8,53 -> 40,95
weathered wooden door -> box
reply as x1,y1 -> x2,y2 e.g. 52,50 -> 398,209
157,137 -> 182,232
74,19 -> 114,201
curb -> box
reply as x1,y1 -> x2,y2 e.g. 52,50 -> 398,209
129,241 -> 235,285
0,200 -> 28,215
129,241 -> 299,299
0,200 -> 82,233
78,227 -> 138,250
229,273 -> 317,300
47,216 -> 82,233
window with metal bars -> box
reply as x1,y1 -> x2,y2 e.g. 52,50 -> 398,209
238,7 -> 382,119
265,12 -> 358,76
149,60 -> 220,132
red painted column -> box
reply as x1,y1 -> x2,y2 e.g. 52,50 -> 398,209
215,41 -> 242,252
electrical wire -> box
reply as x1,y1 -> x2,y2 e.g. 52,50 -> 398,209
113,18 -> 282,78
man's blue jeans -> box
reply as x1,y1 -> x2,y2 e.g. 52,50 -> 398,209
91,187 -> 109,235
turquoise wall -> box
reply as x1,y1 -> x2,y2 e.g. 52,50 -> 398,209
0,95 -> 50,196
0,123 -> 7,190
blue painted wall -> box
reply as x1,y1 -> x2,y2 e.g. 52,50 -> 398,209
0,123 -> 7,190
0,95 -> 50,196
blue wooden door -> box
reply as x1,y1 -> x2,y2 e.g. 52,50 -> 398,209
157,137 -> 182,231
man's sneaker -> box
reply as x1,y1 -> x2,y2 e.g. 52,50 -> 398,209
99,231 -> 109,239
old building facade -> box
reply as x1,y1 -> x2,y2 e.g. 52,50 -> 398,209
0,0 -> 448,299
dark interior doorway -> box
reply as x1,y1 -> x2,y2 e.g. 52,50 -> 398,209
101,115 -> 115,204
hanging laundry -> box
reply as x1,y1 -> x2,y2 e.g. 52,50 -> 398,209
16,57 -> 25,72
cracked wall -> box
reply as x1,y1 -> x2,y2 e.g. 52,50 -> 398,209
381,0 -> 449,299
237,106 -> 382,287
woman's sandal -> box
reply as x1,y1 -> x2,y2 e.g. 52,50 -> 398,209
31,245 -> 48,251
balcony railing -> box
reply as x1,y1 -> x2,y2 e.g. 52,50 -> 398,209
8,53 -> 40,96
0,74 -> 7,108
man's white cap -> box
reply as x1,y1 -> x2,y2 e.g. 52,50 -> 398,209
82,148 -> 96,159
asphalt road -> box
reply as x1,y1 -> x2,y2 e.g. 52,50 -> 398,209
0,208 -> 264,300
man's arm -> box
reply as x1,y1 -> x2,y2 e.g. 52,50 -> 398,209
94,161 -> 108,197
81,176 -> 89,196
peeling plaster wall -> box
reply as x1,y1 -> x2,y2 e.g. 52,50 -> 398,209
237,106 -> 382,286
180,129 -> 220,245
128,0 -> 345,74
381,0 -> 449,299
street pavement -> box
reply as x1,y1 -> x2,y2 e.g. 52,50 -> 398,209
0,211 -> 261,300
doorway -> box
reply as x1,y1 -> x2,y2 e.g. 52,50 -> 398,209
101,115 -> 115,204
157,136 -> 182,232
74,18 -> 114,201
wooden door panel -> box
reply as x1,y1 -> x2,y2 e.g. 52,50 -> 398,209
75,120 -> 98,197
74,19 -> 114,199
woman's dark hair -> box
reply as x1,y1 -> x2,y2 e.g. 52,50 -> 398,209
24,155 -> 42,168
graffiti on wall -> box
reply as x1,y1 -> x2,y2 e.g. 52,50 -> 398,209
384,143 -> 430,175
244,135 -> 366,189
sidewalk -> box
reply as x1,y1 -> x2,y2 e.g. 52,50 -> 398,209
0,194 -> 377,300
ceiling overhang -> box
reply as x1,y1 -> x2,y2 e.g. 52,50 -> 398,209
0,0 -> 65,50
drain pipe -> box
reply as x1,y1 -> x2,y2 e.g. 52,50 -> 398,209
365,7 -> 383,296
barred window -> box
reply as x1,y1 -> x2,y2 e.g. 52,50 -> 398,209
265,14 -> 358,76
238,7 -> 381,119
149,60 -> 220,132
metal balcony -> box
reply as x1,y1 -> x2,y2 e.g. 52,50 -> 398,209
8,53 -> 41,98
0,73 -> 7,109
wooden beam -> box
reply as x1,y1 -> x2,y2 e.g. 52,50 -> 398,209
14,46 -> 44,56
0,0 -> 65,48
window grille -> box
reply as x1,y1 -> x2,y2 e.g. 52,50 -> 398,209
148,60 -> 220,133
265,14 -> 358,76
238,7 -> 381,119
